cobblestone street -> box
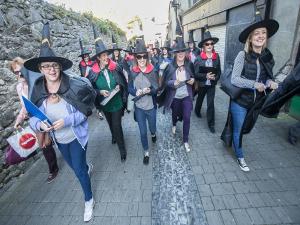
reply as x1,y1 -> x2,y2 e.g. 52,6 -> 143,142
0,88 -> 299,225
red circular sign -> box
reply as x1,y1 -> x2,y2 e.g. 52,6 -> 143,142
19,133 -> 37,150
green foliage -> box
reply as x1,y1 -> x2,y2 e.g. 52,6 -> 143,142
50,5 -> 125,38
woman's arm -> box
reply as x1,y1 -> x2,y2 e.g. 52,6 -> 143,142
64,105 -> 87,127
231,51 -> 255,88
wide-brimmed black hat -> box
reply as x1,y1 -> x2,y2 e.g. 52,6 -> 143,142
111,34 -> 123,52
239,11 -> 279,43
123,43 -> 134,53
172,18 -> 189,53
24,22 -> 73,72
78,38 -> 92,58
91,24 -> 112,60
187,30 -> 196,43
198,26 -> 219,48
161,39 -> 172,51
132,38 -> 148,54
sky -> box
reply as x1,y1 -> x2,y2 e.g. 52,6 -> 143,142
46,0 -> 171,44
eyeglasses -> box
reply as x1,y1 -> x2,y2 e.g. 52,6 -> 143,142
136,54 -> 148,60
205,42 -> 214,46
13,71 -> 21,76
40,63 -> 61,70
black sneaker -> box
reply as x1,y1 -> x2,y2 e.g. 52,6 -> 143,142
195,111 -> 202,118
47,170 -> 58,184
151,134 -> 157,143
209,126 -> 215,133
121,154 -> 127,162
143,152 -> 149,165
112,138 -> 116,144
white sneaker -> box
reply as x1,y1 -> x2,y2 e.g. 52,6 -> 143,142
237,158 -> 250,172
172,126 -> 176,135
84,198 -> 95,222
184,142 -> 191,152
88,163 -> 93,178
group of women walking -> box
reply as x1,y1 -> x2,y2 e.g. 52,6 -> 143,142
10,11 -> 288,222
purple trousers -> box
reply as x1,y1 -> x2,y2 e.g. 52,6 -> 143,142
171,97 -> 193,142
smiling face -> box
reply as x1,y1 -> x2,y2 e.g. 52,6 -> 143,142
97,52 -> 109,66
162,48 -> 168,55
203,40 -> 214,53
39,62 -> 61,83
113,50 -> 120,58
250,27 -> 267,49
176,51 -> 186,62
136,54 -> 148,68
83,54 -> 90,63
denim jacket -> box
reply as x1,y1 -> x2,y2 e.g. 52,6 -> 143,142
30,99 -> 89,149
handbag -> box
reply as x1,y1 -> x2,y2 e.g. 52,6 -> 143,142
220,64 -> 243,100
5,144 -> 37,165
220,109 -> 233,147
220,51 -> 245,100
7,126 -> 39,158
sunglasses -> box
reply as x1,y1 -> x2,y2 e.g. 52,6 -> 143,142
136,54 -> 148,60
40,63 -> 60,70
205,42 -> 214,46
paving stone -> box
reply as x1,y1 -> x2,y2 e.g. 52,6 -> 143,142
231,209 -> 252,225
203,173 -> 218,184
201,197 -> 214,210
141,216 -> 151,225
246,208 -> 265,224
246,193 -> 266,208
219,210 -> 237,225
235,194 -> 251,208
210,183 -> 235,195
105,203 -> 128,216
222,195 -> 240,209
205,211 -> 224,225
130,217 -> 141,225
198,184 -> 213,196
272,206 -> 293,224
211,196 -> 226,210
138,202 -> 151,217
257,207 -> 282,224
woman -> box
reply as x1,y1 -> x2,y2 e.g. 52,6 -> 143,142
162,35 -> 195,152
158,40 -> 173,87
89,26 -> 128,161
128,38 -> 158,165
111,35 -> 123,64
226,12 -> 279,172
9,57 -> 59,184
25,22 -> 94,222
194,28 -> 221,133
187,30 -> 200,64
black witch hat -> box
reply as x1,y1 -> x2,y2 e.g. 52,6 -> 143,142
123,43 -> 134,53
24,22 -> 73,72
111,34 -> 122,51
161,39 -> 171,51
91,24 -> 112,60
172,17 -> 188,53
198,25 -> 219,48
187,30 -> 196,43
78,38 -> 92,58
132,37 -> 148,54
239,11 -> 279,43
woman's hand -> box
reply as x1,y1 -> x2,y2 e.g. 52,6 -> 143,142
142,87 -> 151,94
115,85 -> 120,91
268,81 -> 278,90
254,82 -> 266,92
136,89 -> 143,96
187,78 -> 195,85
206,72 -> 215,80
52,119 -> 64,130
100,90 -> 110,97
40,121 -> 53,132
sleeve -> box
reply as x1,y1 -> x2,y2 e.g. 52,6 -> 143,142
215,54 -> 222,82
231,51 -> 255,89
128,79 -> 137,96
64,104 -> 87,127
29,104 -> 46,132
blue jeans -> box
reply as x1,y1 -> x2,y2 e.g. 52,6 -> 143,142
135,107 -> 157,151
230,101 -> 247,159
57,139 -> 92,201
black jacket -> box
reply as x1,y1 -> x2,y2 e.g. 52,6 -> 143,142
194,52 -> 221,87
31,72 -> 96,117
261,62 -> 300,118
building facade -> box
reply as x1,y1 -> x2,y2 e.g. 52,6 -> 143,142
167,0 -> 300,75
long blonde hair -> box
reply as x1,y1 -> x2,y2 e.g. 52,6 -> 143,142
244,29 -> 268,53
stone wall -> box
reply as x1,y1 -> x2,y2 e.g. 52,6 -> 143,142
0,0 -> 126,188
